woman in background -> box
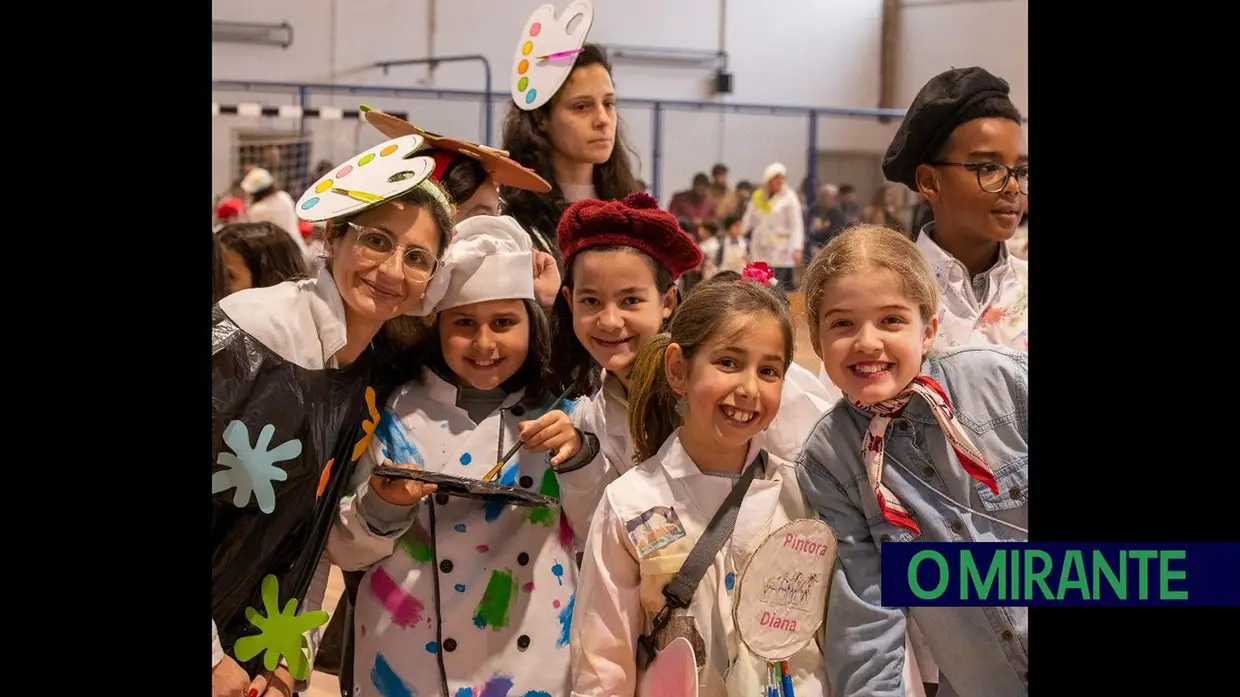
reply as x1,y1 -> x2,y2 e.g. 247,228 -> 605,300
216,222 -> 310,296
500,43 -> 642,264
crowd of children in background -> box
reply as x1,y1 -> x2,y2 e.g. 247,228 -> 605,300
667,163 -> 1028,299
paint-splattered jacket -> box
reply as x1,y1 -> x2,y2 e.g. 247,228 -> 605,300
570,433 -> 830,697
326,368 -> 584,697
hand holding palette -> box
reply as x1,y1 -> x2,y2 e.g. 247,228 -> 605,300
295,134 -> 437,223
511,1 -> 596,111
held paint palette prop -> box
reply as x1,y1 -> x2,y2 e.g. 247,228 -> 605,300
733,519 -> 838,662
296,134 -> 436,223
511,1 -> 595,111
373,464 -> 560,509
360,106 -> 551,193
638,636 -> 699,697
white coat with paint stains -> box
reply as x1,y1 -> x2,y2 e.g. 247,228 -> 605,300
326,369 -> 581,697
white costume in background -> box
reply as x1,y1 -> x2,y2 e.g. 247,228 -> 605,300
560,362 -> 832,542
570,434 -> 829,697
241,167 -> 312,262
325,216 -> 586,696
742,163 -> 805,271
719,235 -> 748,273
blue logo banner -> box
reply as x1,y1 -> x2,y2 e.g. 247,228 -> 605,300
879,542 -> 1240,607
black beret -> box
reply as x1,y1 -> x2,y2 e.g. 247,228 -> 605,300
883,67 -> 1020,190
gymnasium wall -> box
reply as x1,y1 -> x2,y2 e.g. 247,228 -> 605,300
211,0 -> 1027,201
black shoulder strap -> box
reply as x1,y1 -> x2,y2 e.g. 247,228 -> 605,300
636,450 -> 768,669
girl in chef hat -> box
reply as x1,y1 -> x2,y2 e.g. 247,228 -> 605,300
323,214 -> 597,697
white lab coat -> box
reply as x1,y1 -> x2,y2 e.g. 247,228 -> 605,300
742,188 -> 804,269
326,369 -> 580,697
570,433 -> 831,697
560,364 -> 833,544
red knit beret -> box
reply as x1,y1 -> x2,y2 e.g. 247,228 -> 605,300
556,193 -> 704,280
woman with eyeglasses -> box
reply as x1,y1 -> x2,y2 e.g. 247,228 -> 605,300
305,108 -> 560,695
210,129 -> 552,697
211,138 -> 455,697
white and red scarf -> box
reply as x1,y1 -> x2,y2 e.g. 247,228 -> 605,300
857,375 -> 998,535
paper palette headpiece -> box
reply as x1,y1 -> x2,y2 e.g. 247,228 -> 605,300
295,134 -> 447,223
733,518 -> 838,662
511,1 -> 595,111
360,106 -> 551,193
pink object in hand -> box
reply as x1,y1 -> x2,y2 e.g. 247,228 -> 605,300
639,637 -> 699,697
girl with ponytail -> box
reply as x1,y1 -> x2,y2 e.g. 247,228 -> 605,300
569,277 -> 831,697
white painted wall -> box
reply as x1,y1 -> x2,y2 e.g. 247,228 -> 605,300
211,0 -> 1026,200
897,0 -> 1028,132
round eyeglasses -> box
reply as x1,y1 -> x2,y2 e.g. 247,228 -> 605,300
344,222 -> 440,280
932,162 -> 1028,195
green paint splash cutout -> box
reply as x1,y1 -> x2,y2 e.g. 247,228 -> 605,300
232,574 -> 330,681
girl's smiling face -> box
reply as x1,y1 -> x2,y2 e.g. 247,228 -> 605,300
564,248 -> 675,386
813,268 -> 937,405
667,313 -> 787,453
439,299 -> 530,390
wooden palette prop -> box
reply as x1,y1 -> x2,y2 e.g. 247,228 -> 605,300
511,1 -> 595,111
295,134 -> 436,223
360,108 -> 551,193
733,518 -> 838,661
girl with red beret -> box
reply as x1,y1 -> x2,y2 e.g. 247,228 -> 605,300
547,194 -> 835,544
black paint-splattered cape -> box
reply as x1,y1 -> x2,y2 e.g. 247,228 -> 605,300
210,298 -> 380,678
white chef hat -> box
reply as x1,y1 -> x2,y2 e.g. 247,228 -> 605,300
240,167 -> 276,194
763,162 -> 787,183
411,215 -> 535,316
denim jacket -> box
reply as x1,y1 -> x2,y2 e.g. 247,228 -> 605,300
797,345 -> 1029,697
